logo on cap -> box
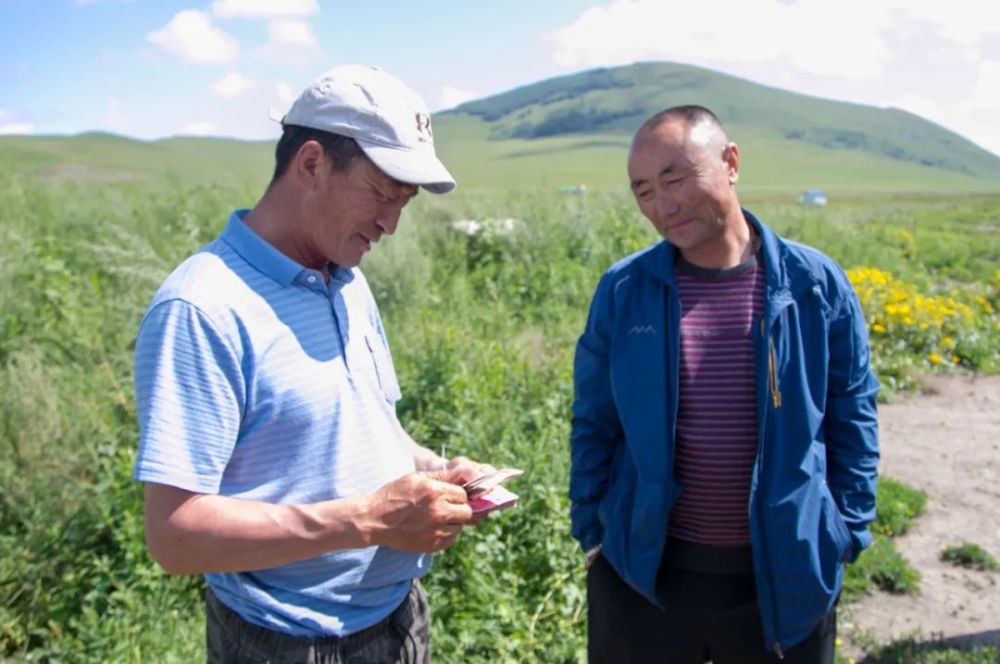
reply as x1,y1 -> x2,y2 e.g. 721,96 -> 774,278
415,112 -> 433,142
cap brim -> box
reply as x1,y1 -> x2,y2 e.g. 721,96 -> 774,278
357,140 -> 456,194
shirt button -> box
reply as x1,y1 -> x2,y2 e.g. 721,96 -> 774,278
307,275 -> 317,284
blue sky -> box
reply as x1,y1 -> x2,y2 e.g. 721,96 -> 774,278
2,0 -> 998,156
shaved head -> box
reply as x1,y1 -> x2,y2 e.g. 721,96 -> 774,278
632,105 -> 730,160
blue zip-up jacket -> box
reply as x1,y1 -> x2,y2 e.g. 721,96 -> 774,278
570,209 -> 879,653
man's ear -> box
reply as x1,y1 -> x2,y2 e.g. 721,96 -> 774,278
291,140 -> 325,189
724,142 -> 740,184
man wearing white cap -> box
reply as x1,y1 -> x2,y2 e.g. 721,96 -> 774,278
133,65 -> 485,662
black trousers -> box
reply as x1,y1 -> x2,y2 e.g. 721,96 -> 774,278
205,582 -> 430,664
587,554 -> 836,664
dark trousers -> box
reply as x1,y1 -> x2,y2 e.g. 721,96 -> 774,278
205,581 -> 430,664
587,554 -> 836,663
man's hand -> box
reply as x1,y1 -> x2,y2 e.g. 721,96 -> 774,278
365,470 -> 478,553
443,456 -> 497,487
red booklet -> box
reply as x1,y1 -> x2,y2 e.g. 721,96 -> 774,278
463,468 -> 523,515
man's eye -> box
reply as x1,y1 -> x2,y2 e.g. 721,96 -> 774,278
636,190 -> 652,200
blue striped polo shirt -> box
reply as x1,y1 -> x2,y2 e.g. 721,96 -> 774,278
133,210 -> 428,637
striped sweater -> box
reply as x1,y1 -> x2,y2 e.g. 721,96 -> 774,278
668,253 -> 764,546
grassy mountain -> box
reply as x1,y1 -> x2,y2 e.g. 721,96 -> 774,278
2,61 -> 999,194
447,61 -> 1000,179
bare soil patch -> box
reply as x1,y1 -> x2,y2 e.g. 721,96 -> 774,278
844,374 -> 1000,656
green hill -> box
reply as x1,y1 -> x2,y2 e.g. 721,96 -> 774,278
431,112 -> 1000,194
2,61 -> 999,194
0,132 -> 273,188
447,61 -> 1000,178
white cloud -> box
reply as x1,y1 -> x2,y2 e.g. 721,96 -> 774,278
276,81 -> 296,106
548,0 -> 1000,156
147,10 -> 239,64
255,19 -> 321,65
547,0 -> 895,78
266,19 -> 317,47
267,82 -> 299,123
211,0 -> 317,18
212,72 -> 257,98
438,86 -> 478,110
885,0 -> 990,48
890,62 -> 1000,156
951,60 -> 1000,155
971,61 -> 1000,108
181,121 -> 219,136
0,123 -> 35,135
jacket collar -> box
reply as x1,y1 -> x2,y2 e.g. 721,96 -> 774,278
633,236 -> 677,286
746,208 -> 790,296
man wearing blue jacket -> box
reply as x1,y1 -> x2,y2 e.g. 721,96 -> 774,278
570,105 -> 879,662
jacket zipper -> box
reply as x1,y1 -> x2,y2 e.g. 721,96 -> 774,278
768,335 -> 783,408
757,315 -> 785,658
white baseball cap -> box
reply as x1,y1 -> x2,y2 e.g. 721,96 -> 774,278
281,64 -> 455,194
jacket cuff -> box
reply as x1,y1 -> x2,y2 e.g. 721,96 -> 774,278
577,528 -> 603,554
847,528 -> 873,563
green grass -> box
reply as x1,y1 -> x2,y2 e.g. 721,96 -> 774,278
1,172 -> 998,660
842,536 -> 922,602
841,478 -> 927,602
861,638 -> 1000,663
872,478 -> 928,538
940,543 -> 1000,572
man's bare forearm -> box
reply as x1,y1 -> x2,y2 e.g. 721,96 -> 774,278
145,483 -> 377,575
145,467 -> 479,576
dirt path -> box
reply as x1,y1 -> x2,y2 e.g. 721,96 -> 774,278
843,374 -> 1000,657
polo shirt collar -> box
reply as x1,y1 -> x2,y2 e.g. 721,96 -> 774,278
221,210 -> 356,288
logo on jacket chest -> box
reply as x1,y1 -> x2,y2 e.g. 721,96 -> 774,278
627,324 -> 656,335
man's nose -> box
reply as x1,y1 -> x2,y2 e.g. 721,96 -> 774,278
654,190 -> 678,221
376,207 -> 401,236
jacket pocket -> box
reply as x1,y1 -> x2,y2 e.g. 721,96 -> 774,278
821,481 -> 853,563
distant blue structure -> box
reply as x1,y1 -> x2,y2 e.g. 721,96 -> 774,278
800,189 -> 828,206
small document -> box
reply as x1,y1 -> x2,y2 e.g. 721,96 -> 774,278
463,468 -> 523,515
